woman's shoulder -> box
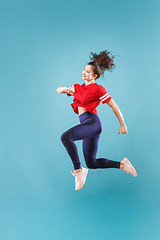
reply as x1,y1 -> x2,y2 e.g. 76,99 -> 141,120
72,83 -> 81,87
95,82 -> 103,87
72,82 -> 105,89
94,83 -> 106,91
72,83 -> 85,89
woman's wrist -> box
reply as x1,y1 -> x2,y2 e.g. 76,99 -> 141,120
61,87 -> 69,93
64,87 -> 69,92
56,86 -> 69,93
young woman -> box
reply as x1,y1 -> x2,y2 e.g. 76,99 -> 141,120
56,50 -> 137,191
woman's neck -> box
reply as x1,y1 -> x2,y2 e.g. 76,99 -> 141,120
85,80 -> 95,86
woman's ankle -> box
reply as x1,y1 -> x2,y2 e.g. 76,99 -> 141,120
120,162 -> 124,170
75,167 -> 82,173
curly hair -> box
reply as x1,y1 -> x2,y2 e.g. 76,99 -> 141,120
88,50 -> 116,79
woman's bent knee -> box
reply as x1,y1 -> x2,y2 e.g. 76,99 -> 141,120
86,162 -> 96,169
84,155 -> 96,169
60,132 -> 68,143
60,129 -> 74,144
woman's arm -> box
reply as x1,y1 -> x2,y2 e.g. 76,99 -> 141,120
56,86 -> 69,94
56,86 -> 75,95
106,99 -> 128,134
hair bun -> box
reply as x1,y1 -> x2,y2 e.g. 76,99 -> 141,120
88,50 -> 116,79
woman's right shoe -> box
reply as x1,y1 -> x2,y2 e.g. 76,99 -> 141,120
121,157 -> 137,177
70,167 -> 88,191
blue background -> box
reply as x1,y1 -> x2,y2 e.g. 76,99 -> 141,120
0,0 -> 160,239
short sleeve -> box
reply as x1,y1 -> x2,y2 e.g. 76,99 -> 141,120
98,85 -> 112,104
67,84 -> 75,96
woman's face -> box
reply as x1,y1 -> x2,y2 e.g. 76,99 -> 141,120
82,65 -> 97,81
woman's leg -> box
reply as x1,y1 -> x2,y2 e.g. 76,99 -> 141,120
60,114 -> 102,170
83,136 -> 120,169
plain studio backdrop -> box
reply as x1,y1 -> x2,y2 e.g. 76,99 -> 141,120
0,0 -> 160,239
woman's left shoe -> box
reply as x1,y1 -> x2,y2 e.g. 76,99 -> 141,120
70,167 -> 88,191
121,157 -> 137,177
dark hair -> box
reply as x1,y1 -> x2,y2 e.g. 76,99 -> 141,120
88,50 -> 116,79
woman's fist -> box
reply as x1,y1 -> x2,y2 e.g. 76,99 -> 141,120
66,86 -> 75,95
118,124 -> 128,134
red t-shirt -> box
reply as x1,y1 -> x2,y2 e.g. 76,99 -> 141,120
67,82 -> 112,114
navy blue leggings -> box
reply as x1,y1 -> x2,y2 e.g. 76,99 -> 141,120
61,111 -> 120,170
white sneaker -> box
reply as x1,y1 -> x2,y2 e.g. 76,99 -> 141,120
121,157 -> 137,177
70,167 -> 88,191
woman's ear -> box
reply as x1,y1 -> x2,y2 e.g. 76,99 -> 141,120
94,74 -> 97,79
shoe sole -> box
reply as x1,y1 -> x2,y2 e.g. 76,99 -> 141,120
75,169 -> 88,191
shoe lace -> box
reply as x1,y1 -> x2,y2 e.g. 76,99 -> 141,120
123,164 -> 131,174
69,170 -> 76,176
69,170 -> 79,183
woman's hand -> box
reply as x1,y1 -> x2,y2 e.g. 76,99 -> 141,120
56,86 -> 75,94
66,86 -> 75,95
118,124 -> 128,134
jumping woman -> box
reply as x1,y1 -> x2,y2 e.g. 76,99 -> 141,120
56,50 -> 137,191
